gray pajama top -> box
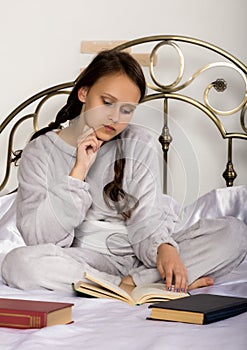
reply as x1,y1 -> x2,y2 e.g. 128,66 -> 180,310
16,124 -> 178,269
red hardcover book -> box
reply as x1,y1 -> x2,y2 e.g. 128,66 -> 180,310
0,298 -> 74,329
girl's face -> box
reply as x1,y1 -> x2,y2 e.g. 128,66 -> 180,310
78,73 -> 141,141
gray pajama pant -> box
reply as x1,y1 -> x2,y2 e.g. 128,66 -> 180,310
2,216 -> 247,292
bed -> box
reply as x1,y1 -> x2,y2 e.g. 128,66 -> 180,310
0,35 -> 247,349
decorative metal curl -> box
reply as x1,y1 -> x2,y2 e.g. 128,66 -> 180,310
240,102 -> 247,133
149,40 -> 184,91
203,62 -> 247,116
147,43 -> 247,111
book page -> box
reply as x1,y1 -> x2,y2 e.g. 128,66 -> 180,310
131,283 -> 189,305
74,281 -> 129,303
84,272 -> 134,304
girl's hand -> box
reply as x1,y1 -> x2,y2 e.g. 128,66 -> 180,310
70,128 -> 103,180
157,243 -> 188,292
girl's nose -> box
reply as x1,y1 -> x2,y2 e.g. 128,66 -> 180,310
108,107 -> 120,124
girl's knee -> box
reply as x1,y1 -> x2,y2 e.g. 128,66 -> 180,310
224,217 -> 247,254
1,246 -> 38,289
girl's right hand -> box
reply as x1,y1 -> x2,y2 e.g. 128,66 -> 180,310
70,128 -> 103,181
157,243 -> 188,292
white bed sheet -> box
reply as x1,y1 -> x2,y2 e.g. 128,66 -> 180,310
0,258 -> 246,350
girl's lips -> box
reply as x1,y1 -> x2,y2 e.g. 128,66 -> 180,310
103,124 -> 116,132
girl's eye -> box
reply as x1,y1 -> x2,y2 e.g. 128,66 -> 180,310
102,98 -> 113,106
120,106 -> 135,115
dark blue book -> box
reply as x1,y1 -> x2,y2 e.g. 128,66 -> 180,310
148,294 -> 247,324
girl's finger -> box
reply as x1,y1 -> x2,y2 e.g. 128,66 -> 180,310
173,272 -> 182,292
77,127 -> 95,145
157,261 -> 165,280
80,140 -> 98,152
78,135 -> 99,150
180,276 -> 188,293
164,269 -> 173,291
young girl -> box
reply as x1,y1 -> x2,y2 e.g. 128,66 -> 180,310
2,50 -> 246,293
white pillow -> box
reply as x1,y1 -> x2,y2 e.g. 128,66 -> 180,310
175,185 -> 247,232
0,193 -> 25,259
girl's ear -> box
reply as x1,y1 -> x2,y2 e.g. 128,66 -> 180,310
78,87 -> 88,102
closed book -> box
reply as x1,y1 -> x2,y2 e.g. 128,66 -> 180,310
0,298 -> 74,329
148,294 -> 247,324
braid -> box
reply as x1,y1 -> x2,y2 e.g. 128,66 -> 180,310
30,96 -> 80,142
11,89 -> 82,164
103,135 -> 139,220
11,118 -> 63,164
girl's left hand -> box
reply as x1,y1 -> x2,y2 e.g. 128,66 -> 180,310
70,128 -> 103,181
157,243 -> 188,292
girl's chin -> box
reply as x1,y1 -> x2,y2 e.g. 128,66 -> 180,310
95,129 -> 118,142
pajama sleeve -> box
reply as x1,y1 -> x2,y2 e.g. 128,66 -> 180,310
16,137 -> 92,247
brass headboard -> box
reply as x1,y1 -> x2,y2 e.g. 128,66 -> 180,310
1,35 -> 246,196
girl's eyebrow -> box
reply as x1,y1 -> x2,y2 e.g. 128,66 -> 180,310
103,93 -> 118,101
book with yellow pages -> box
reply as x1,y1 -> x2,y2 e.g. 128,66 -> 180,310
73,272 -> 189,306
0,298 -> 74,329
148,294 -> 247,324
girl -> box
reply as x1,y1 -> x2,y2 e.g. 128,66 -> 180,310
2,50 -> 246,293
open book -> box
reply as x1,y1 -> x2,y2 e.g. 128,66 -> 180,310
73,272 -> 189,306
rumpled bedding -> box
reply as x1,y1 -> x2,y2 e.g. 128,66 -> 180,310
0,185 -> 246,350
1,185 -> 246,260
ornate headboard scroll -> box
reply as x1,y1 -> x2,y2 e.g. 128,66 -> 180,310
0,35 -> 246,194
113,36 -> 247,192
0,83 -> 74,192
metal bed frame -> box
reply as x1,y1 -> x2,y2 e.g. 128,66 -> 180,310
0,35 -> 246,193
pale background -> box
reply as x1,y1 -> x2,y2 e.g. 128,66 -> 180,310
0,0 -> 246,206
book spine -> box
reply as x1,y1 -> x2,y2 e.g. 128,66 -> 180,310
0,310 -> 46,329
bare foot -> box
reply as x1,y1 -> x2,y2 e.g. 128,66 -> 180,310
119,276 -> 136,295
119,282 -> 135,295
121,275 -> 136,286
188,276 -> 214,290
